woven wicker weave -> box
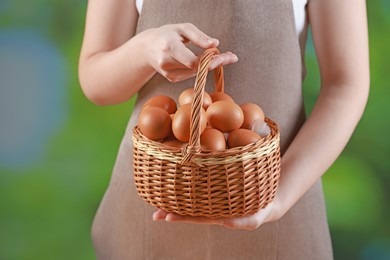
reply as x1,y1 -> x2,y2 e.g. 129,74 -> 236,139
132,48 -> 281,218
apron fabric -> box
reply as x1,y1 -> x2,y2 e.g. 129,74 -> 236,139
91,0 -> 334,259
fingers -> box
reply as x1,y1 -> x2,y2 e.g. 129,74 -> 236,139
162,212 -> 258,230
162,68 -> 195,83
146,23 -> 238,83
166,52 -> 238,72
165,213 -> 224,226
208,52 -> 239,70
161,52 -> 238,83
153,203 -> 276,231
222,202 -> 275,230
157,54 -> 191,71
178,23 -> 219,49
153,210 -> 223,225
222,216 -> 260,230
150,23 -> 238,82
152,209 -> 169,221
169,41 -> 198,69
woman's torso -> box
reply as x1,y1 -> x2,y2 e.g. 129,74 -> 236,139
92,1 -> 333,259
135,0 -> 310,66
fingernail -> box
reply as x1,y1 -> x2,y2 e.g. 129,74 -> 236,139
165,213 -> 174,222
232,55 -> 238,61
208,38 -> 219,44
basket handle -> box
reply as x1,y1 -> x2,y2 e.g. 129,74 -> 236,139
180,48 -> 225,164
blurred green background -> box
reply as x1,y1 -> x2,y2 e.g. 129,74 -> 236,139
0,1 -> 389,259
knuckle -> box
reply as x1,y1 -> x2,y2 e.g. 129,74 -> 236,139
167,77 -> 174,83
183,22 -> 194,30
160,41 -> 172,52
161,63 -> 170,70
180,23 -> 198,35
160,24 -> 172,31
161,70 -> 170,78
197,33 -> 203,43
171,76 -> 180,83
159,69 -> 170,77
156,58 -> 166,68
188,59 -> 197,69
169,41 -> 180,52
166,74 -> 177,83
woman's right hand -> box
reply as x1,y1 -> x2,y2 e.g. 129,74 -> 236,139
80,6 -> 238,105
136,23 -> 238,83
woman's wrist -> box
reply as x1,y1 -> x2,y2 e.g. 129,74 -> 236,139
129,28 -> 158,74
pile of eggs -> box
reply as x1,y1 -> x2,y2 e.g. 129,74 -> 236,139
138,88 -> 270,151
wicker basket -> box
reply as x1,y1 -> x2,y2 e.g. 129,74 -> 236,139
132,48 -> 281,219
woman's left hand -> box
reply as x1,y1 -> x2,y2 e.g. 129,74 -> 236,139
152,200 -> 281,230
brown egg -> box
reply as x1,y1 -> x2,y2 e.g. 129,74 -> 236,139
162,136 -> 187,149
200,128 -> 226,152
172,104 -> 207,142
227,129 -> 262,148
138,107 -> 172,140
251,119 -> 271,138
240,103 -> 265,129
178,88 -> 212,109
209,92 -> 234,103
143,95 -> 177,114
207,101 -> 244,133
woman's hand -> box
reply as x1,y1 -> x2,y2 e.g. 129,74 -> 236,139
80,0 -> 237,105
138,23 -> 238,83
152,199 -> 281,231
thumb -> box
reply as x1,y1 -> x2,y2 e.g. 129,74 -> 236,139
178,23 -> 219,48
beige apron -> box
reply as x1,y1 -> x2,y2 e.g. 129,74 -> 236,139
91,0 -> 334,259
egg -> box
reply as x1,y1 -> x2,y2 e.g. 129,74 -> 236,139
207,101 -> 244,133
240,103 -> 265,129
251,119 -> 271,137
200,128 -> 226,152
209,91 -> 234,103
227,129 -> 262,148
172,104 -> 207,142
143,95 -> 177,114
178,88 -> 212,109
162,136 -> 187,149
138,107 -> 172,140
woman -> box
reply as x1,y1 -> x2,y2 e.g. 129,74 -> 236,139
79,0 -> 369,259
